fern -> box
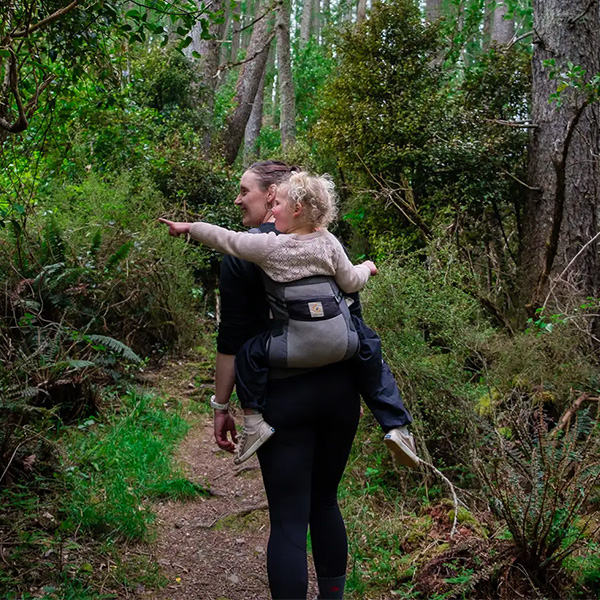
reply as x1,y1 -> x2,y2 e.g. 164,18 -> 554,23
106,241 -> 133,271
41,216 -> 65,263
89,229 -> 102,260
87,334 -> 142,364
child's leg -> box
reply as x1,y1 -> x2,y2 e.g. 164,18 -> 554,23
352,316 -> 412,430
234,332 -> 275,464
352,316 -> 419,468
235,330 -> 273,413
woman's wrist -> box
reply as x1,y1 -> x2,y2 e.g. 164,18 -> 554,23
210,395 -> 230,411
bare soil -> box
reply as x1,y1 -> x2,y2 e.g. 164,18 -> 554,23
132,360 -> 317,600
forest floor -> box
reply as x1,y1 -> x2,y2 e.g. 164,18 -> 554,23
129,359 -> 319,600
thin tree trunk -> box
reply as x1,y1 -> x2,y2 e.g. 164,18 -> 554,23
300,0 -> 312,45
222,3 -> 274,165
357,0 -> 367,23
482,0 -> 493,50
242,0 -> 255,49
491,1 -> 514,45
425,0 -> 442,22
230,0 -> 242,62
312,0 -> 321,40
520,0 -> 600,312
276,0 -> 295,150
244,67 -> 266,165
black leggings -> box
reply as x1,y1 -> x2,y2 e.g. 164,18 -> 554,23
257,362 -> 360,599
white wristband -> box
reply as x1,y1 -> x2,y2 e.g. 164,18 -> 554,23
210,395 -> 229,411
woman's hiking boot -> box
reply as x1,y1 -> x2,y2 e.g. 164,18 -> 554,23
234,414 -> 275,464
383,426 -> 419,468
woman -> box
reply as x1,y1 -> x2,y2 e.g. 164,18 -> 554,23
212,161 -> 361,599
162,161 -> 412,598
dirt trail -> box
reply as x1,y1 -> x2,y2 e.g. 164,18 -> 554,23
137,361 -> 317,600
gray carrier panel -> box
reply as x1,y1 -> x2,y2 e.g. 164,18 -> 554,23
262,275 -> 359,369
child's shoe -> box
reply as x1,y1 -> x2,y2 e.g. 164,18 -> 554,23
234,414 -> 275,465
384,426 -> 419,468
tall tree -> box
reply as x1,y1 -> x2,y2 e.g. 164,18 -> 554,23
521,0 -> 600,312
0,1 -> 206,143
244,68 -> 266,164
491,1 -> 514,45
357,0 -> 368,23
300,0 -> 313,45
222,2 -> 274,165
425,0 -> 442,22
276,0 -> 296,149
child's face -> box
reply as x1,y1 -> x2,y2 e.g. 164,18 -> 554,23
272,184 -> 296,233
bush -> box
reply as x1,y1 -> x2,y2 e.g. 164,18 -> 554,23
361,246 -> 494,468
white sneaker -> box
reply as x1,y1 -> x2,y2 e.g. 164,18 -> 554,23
234,418 -> 275,465
384,427 -> 420,468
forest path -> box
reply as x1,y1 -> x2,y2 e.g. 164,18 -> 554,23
136,359 -> 318,600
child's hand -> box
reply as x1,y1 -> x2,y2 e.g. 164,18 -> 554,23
158,218 -> 191,237
362,260 -> 378,276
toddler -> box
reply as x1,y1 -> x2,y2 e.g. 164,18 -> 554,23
159,172 -> 418,467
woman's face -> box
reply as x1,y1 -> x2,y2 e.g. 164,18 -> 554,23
235,171 -> 274,227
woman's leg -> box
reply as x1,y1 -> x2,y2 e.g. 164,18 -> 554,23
310,381 -> 360,598
258,420 -> 316,599
258,362 -> 360,599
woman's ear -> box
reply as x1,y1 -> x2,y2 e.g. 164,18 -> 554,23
265,184 -> 277,208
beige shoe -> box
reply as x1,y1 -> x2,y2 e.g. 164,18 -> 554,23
384,427 -> 419,468
234,419 -> 275,465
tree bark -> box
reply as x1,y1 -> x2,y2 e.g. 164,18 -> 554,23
357,0 -> 367,23
300,0 -> 312,45
491,1 -> 514,46
222,3 -> 274,165
312,0 -> 321,39
230,0 -> 242,62
520,0 -> 600,313
243,66 -> 266,165
482,0 -> 493,50
276,0 -> 296,150
425,0 -> 442,22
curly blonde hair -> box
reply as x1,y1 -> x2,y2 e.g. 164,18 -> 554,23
281,171 -> 338,229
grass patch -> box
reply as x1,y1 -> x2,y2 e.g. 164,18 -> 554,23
0,388 -> 206,599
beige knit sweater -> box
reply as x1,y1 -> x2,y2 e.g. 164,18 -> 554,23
189,222 -> 371,294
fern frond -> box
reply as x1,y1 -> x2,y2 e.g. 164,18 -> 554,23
87,334 -> 142,364
89,229 -> 102,259
106,241 -> 133,270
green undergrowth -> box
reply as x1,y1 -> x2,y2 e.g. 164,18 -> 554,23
0,388 -> 207,599
341,252 -> 600,599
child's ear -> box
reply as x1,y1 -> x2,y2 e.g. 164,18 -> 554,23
293,202 -> 304,217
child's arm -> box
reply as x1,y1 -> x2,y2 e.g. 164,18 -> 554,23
330,234 -> 376,293
159,219 -> 275,267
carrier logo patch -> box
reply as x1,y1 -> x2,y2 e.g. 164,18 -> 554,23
308,301 -> 324,318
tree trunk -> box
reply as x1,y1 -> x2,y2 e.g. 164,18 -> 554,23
222,4 -> 274,165
312,0 -> 321,40
520,0 -> 600,313
482,0 -> 493,51
243,67 -> 266,165
425,0 -> 442,22
357,0 -> 367,23
300,0 -> 312,45
491,1 -> 514,46
276,0 -> 296,150
229,0 -> 242,62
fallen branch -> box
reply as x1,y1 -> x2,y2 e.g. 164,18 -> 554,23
199,501 -> 269,528
416,458 -> 463,538
550,393 -> 600,438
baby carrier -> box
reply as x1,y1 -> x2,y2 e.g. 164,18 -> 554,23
261,273 -> 359,369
